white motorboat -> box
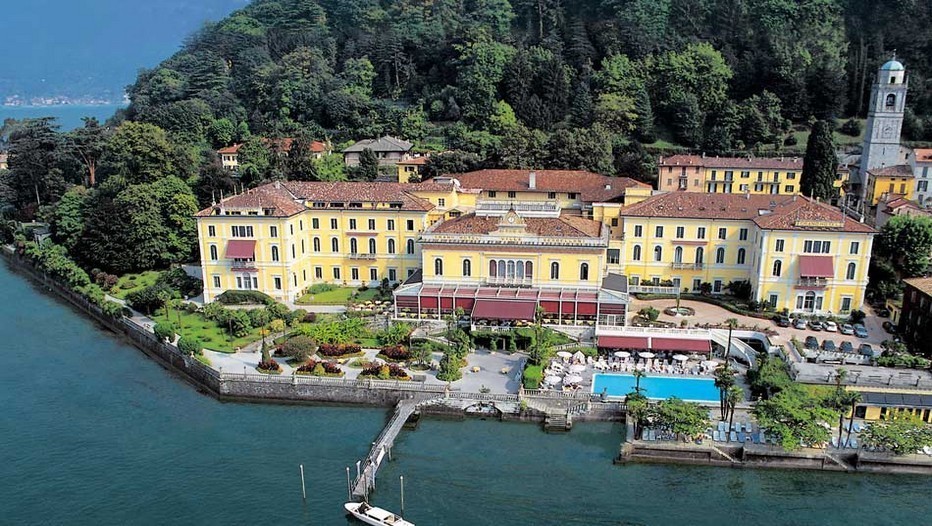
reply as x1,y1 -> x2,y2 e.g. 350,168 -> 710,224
344,501 -> 415,526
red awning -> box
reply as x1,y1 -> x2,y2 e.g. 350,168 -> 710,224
577,302 -> 598,316
651,338 -> 711,353
225,240 -> 256,259
598,336 -> 650,349
798,255 -> 834,278
471,299 -> 537,321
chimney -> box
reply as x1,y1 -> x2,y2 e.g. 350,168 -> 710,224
702,152 -> 706,159
604,184 -> 612,190
745,191 -> 750,200
275,181 -> 281,190
529,171 -> 537,189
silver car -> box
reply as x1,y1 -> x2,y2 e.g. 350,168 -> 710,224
840,324 -> 854,335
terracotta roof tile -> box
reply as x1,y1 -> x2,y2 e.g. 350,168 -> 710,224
217,144 -> 242,155
659,154 -> 803,171
905,277 -> 932,296
620,192 -> 875,233
431,212 -> 603,238
438,169 -> 649,202
283,181 -> 437,211
195,183 -> 305,217
913,148 -> 932,162
868,164 -> 914,177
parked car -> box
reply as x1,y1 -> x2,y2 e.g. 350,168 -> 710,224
877,308 -> 891,318
775,315 -> 791,327
794,318 -> 808,330
809,320 -> 824,331
854,324 -> 869,338
823,321 -> 838,332
822,340 -> 837,352
840,324 -> 855,335
840,341 -> 854,353
858,343 -> 875,357
882,321 -> 898,335
805,336 -> 819,350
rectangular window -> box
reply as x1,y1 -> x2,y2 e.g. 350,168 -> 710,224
330,218 -> 338,229
314,267 -> 323,279
711,170 -> 717,180
231,226 -> 254,237
741,171 -> 750,178
212,275 -> 221,288
406,219 -> 415,231
692,279 -> 702,291
274,277 -> 282,290
208,225 -> 216,237
349,219 -> 357,230
787,172 -> 796,180
718,228 -> 727,240
548,192 -> 556,199
841,297 -> 852,313
507,191 -> 516,198
607,249 -> 620,264
611,218 -> 618,227
488,191 -> 497,198
784,185 -> 794,193
333,267 -> 341,280
676,226 -> 685,239
299,220 -> 304,231
633,225 -> 643,238
655,226 -> 664,238
850,241 -> 860,255
768,294 -> 778,309
370,268 -> 378,281
351,268 -> 359,281
697,227 -> 706,239
312,218 -> 319,229
270,226 -> 278,237
387,219 -> 395,231
388,268 -> 397,281
739,228 -> 748,241
368,219 -> 376,230
438,198 -> 446,207
568,193 -> 577,199
713,280 -> 723,293
776,239 -> 784,252
919,181 -> 929,192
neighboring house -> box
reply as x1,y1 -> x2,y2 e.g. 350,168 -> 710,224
396,155 -> 430,183
343,136 -> 413,167
0,152 -> 8,171
657,154 -> 803,195
874,193 -> 932,229
216,139 -> 332,172
910,148 -> 932,206
864,165 -> 915,206
900,277 -> 932,352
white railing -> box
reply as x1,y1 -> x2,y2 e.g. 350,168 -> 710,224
596,326 -> 711,337
628,285 -> 679,294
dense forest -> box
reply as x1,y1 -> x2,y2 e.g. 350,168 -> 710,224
5,0 -> 932,275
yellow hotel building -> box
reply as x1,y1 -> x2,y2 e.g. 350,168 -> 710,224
195,170 -> 874,322
657,154 -> 803,195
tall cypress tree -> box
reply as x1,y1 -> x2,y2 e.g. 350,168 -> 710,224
801,120 -> 837,200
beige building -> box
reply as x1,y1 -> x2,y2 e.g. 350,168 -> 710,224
343,136 -> 413,167
657,154 -> 803,195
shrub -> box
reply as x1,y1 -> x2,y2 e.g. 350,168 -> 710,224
378,345 -> 411,361
436,353 -> 462,382
177,337 -> 202,356
849,309 -> 866,324
361,362 -> 409,380
257,358 -> 281,372
266,302 -> 291,320
225,309 -> 253,337
125,283 -> 172,314
523,365 -> 543,389
783,135 -> 798,146
101,300 -> 125,319
157,268 -> 203,298
153,322 -> 177,342
217,290 -> 275,305
283,335 -> 317,362
269,318 -> 286,333
296,359 -> 343,376
318,343 -> 363,357
638,306 -> 660,322
184,302 -> 199,313
248,308 -> 271,328
302,312 -> 318,323
286,308 -> 307,326
308,283 -> 337,294
840,118 -> 862,137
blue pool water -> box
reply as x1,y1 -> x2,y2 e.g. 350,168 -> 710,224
592,373 -> 720,402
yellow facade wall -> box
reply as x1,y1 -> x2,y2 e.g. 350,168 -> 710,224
867,175 -> 916,205
658,166 -> 802,195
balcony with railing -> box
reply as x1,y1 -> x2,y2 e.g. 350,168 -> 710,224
483,276 -> 534,287
231,260 -> 258,272
671,262 -> 704,270
796,277 -> 829,289
348,252 -> 377,260
475,200 -> 561,217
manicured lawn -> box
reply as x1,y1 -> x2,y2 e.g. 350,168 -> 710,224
110,270 -> 161,299
295,286 -> 356,305
354,288 -> 381,302
357,337 -> 381,348
153,310 -> 263,353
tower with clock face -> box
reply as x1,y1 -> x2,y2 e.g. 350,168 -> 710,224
860,57 -> 908,193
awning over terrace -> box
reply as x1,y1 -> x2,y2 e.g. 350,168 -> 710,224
225,240 -> 256,259
597,336 -> 649,349
798,255 -> 834,278
650,337 -> 711,353
471,299 -> 537,321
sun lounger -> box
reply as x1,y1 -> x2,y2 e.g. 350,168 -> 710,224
759,431 -> 767,444
730,431 -> 738,442
737,431 -> 746,442
831,437 -> 838,448
848,438 -> 858,449
752,433 -> 761,444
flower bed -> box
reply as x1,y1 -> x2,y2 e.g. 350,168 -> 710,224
317,343 -> 364,358
663,306 -> 695,316
257,359 -> 282,374
376,345 -> 411,362
359,362 -> 410,381
295,359 -> 344,377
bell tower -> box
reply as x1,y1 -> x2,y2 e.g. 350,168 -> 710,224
860,56 -> 908,201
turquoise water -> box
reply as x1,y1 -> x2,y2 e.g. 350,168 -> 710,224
593,373 -> 721,402
2,260 -> 931,525
0,105 -> 124,130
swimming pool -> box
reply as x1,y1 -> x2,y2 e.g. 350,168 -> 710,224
592,373 -> 721,403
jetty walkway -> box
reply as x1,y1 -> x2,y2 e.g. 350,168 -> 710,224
351,398 -> 426,499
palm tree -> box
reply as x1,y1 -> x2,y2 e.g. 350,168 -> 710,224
713,363 -> 736,421
834,368 -> 848,446
844,391 -> 862,448
725,385 -> 743,430
633,369 -> 646,396
724,317 -> 739,361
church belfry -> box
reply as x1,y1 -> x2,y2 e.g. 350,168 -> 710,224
860,57 -> 908,178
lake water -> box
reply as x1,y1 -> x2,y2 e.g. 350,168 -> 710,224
0,105 -> 125,130
1,260 -> 930,525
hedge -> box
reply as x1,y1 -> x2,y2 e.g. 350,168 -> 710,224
523,365 -> 543,389
217,290 -> 275,305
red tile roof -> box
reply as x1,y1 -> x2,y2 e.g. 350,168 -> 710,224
218,139 -> 329,156
620,192 -> 875,233
913,148 -> 932,162
195,183 -> 306,217
437,169 -> 649,203
905,277 -> 932,296
659,154 -> 803,171
868,164 -> 914,177
217,144 -> 242,155
430,212 -> 603,237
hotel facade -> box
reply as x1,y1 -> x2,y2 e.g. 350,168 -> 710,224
195,170 -> 875,325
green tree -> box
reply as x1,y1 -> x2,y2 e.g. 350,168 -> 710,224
208,118 -> 235,148
877,215 -> 932,277
66,117 -> 109,187
313,153 -> 347,182
357,148 -> 380,181
800,120 -> 837,200
650,397 -> 711,440
455,34 -> 515,124
753,386 -> 838,450
860,414 -> 932,455
713,361 -> 737,421
545,127 -> 614,174
5,117 -> 69,211
528,307 -> 556,366
98,121 -> 177,187
283,335 -> 317,363
48,186 -> 89,252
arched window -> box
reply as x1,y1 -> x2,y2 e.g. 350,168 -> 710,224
368,238 -> 376,254
846,262 -> 856,280
498,260 -> 506,277
653,246 -> 662,262
550,262 -> 560,280
271,245 -> 279,262
489,260 -> 497,277
525,261 -> 533,279
507,261 -> 516,279
886,93 -> 896,108
313,237 -> 320,252
434,258 -> 443,276
803,291 -> 816,311
696,247 -> 704,265
633,245 -> 641,261
387,239 -> 396,254
674,246 -> 683,264
580,262 -> 590,281
209,245 -> 218,260
715,247 -> 725,264
463,259 -> 472,277
772,260 -> 782,277
332,238 -> 340,252
406,239 -> 415,254
350,238 -> 358,254
737,248 -> 746,265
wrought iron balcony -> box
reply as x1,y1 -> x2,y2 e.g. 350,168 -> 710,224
796,277 -> 829,288
348,253 -> 377,260
671,262 -> 703,270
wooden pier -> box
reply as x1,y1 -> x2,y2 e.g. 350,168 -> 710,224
351,398 -> 421,500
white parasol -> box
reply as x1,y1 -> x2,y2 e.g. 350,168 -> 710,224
638,352 -> 656,359
613,351 -> 631,358
569,364 -> 587,373
672,354 -> 689,362
544,375 -> 562,385
564,374 -> 583,384
702,360 -> 720,369
556,351 -> 573,359
572,351 -> 587,362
